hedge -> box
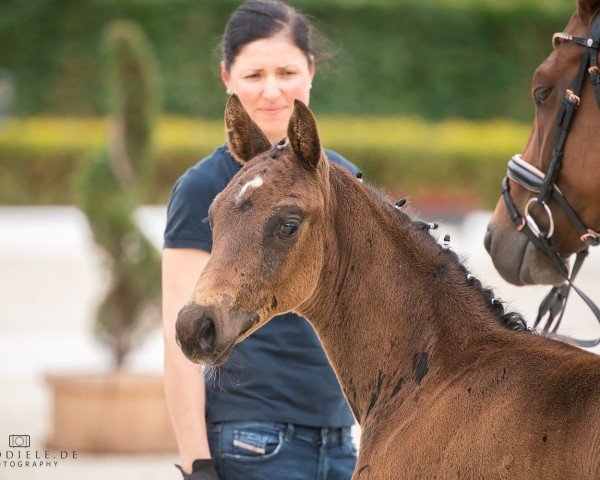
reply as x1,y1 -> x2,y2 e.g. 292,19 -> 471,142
0,0 -> 572,120
0,116 -> 530,209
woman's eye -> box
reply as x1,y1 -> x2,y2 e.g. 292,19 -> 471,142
534,87 -> 553,105
278,219 -> 300,238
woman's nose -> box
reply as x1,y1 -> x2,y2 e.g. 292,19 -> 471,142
262,76 -> 281,100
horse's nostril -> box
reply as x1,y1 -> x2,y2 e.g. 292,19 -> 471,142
195,317 -> 217,352
484,228 -> 492,253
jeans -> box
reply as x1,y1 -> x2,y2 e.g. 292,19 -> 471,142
207,421 -> 357,480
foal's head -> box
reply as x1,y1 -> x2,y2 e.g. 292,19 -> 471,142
176,95 -> 332,365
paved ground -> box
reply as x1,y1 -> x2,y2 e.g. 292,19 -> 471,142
0,206 -> 598,480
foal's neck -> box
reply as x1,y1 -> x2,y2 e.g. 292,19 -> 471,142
299,165 -> 505,425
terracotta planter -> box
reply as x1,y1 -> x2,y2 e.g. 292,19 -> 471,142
46,372 -> 177,453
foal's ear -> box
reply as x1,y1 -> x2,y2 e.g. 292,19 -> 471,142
225,94 -> 272,163
288,99 -> 321,170
578,0 -> 600,21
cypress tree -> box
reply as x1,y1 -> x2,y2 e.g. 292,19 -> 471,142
74,20 -> 161,369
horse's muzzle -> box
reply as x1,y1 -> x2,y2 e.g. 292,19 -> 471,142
176,302 -> 259,366
485,223 -> 565,286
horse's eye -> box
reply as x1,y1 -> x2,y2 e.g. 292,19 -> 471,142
534,87 -> 553,105
279,219 -> 300,238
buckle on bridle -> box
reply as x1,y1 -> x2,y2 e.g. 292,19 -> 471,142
524,197 -> 555,238
552,32 -> 572,48
564,89 -> 580,106
581,229 -> 600,242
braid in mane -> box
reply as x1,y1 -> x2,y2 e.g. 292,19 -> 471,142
438,235 -> 530,333
405,214 -> 529,333
361,181 -> 529,333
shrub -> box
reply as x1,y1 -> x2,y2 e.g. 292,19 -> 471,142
0,0 -> 569,120
73,20 -> 162,369
0,115 -> 531,210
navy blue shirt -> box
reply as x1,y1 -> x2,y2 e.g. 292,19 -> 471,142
164,145 -> 357,427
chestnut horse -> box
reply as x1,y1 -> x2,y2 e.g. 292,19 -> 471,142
485,0 -> 600,288
176,95 -> 600,479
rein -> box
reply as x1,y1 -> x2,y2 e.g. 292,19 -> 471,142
501,13 -> 600,347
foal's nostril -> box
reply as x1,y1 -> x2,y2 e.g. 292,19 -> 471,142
195,317 -> 217,352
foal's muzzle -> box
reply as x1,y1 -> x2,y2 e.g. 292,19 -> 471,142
176,302 -> 259,366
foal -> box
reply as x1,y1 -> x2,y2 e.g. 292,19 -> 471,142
177,95 -> 600,479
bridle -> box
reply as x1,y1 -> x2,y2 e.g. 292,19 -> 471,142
501,12 -> 600,347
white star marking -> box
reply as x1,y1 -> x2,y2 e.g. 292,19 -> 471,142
237,175 -> 264,202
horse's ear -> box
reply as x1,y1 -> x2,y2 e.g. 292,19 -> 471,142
578,0 -> 600,21
287,99 -> 322,170
225,94 -> 272,164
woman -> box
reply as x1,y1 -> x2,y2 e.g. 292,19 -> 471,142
162,2 -> 359,479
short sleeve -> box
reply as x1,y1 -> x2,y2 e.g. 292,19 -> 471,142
163,169 -> 218,252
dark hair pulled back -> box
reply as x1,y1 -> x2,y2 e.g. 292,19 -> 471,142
221,0 -> 331,71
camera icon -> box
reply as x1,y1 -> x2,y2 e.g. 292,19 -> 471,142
9,435 -> 30,448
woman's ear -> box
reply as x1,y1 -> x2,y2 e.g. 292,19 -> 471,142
221,61 -> 231,92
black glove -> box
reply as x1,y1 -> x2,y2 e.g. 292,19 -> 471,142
175,459 -> 220,480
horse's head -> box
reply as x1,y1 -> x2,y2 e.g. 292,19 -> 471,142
485,0 -> 600,286
176,95 -> 331,365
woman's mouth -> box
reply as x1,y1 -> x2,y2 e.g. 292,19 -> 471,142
258,106 -> 287,116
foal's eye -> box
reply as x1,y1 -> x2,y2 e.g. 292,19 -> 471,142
278,219 -> 301,238
534,87 -> 553,105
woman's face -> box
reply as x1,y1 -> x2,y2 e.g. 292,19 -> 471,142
221,35 -> 315,144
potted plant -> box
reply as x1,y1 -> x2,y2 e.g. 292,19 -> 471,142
46,20 -> 176,453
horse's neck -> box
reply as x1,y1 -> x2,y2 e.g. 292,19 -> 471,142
300,167 -> 500,424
